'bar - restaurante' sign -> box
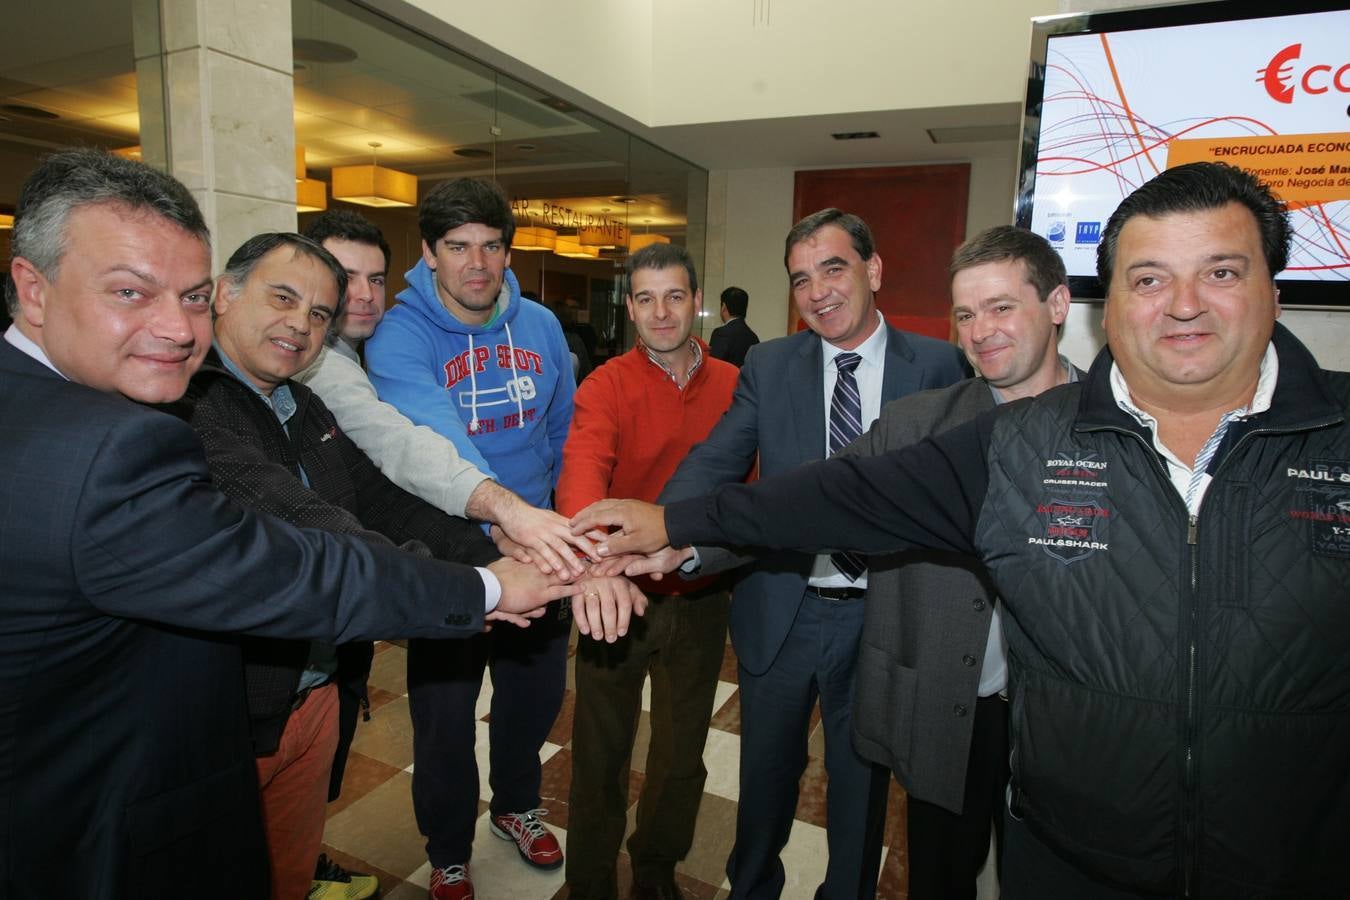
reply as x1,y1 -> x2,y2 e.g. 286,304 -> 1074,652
512,198 -> 628,245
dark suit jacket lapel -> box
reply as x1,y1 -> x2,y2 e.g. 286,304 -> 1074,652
880,323 -> 920,403
791,333 -> 826,463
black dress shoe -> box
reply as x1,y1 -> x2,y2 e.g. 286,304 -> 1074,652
631,877 -> 682,900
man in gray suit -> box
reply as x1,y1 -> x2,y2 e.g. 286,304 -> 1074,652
842,226 -> 1078,899
657,208 -> 969,899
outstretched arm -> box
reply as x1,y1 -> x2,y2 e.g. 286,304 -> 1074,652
301,344 -> 594,575
575,414 -> 994,563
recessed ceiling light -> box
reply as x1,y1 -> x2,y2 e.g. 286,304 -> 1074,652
537,95 -> 577,113
831,131 -> 880,141
515,143 -> 537,152
292,39 -> 358,64
611,195 -> 637,204
2,104 -> 58,120
453,147 -> 493,159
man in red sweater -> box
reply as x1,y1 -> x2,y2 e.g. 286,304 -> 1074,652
558,243 -> 740,900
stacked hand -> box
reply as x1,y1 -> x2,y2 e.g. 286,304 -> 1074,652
568,500 -> 683,573
570,575 -> 648,643
492,503 -> 599,578
485,556 -> 648,643
487,558 -> 573,628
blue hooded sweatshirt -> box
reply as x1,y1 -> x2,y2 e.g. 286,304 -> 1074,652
365,261 -> 574,510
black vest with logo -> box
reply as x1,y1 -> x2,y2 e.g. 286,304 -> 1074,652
976,324 -> 1350,898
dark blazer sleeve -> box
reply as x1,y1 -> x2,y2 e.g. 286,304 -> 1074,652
337,429 -> 500,568
74,409 -> 486,641
666,412 -> 995,559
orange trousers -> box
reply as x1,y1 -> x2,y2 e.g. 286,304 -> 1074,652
255,682 -> 339,900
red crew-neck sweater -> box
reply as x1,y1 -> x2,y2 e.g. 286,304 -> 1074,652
557,342 -> 739,595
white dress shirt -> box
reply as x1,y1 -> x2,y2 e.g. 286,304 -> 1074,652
809,312 -> 889,590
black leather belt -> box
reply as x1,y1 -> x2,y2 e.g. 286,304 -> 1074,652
809,586 -> 866,601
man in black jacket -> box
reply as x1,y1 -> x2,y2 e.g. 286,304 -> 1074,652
576,162 -> 1350,899
179,232 -> 582,900
707,286 -> 759,367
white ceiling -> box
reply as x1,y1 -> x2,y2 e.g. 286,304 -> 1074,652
0,0 -> 1022,225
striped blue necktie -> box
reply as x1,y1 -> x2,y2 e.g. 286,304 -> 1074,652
828,352 -> 866,581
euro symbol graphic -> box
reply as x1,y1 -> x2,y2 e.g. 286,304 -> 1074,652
1258,43 -> 1301,104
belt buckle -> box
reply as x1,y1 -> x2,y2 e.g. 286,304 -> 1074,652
812,586 -> 864,601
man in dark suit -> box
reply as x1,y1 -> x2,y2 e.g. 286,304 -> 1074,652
0,149 -> 583,899
708,286 -> 759,367
842,226 -> 1079,900
658,209 -> 969,899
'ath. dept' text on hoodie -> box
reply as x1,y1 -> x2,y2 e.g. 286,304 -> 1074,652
365,263 -> 574,510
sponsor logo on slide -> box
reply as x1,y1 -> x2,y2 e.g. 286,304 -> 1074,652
1257,42 -> 1350,104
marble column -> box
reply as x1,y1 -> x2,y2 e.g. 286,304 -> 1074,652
133,0 -> 296,268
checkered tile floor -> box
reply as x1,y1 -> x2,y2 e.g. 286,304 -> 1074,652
321,638 -> 997,899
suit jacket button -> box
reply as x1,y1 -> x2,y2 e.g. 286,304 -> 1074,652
962,654 -> 977,667
954,704 -> 968,717
972,598 -> 987,611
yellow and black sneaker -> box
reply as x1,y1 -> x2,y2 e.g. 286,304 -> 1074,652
309,852 -> 380,899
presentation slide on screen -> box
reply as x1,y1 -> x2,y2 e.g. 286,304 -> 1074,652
1029,10 -> 1350,282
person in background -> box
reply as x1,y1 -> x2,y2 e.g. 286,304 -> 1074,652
530,288 -> 588,381
708,285 -> 759,367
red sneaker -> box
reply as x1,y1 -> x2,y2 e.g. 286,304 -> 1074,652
489,809 -> 563,870
429,863 -> 473,900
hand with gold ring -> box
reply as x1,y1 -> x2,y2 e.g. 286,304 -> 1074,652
571,576 -> 648,642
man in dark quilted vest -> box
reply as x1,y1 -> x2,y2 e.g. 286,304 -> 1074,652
575,161 -> 1350,900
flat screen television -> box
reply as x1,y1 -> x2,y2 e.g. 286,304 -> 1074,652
1014,0 -> 1350,307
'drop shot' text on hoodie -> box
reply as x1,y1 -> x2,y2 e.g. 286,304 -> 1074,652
365,263 -> 575,511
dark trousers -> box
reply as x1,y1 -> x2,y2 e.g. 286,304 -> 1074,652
727,590 -> 888,900
407,602 -> 571,866
328,640 -> 374,801
565,588 -> 730,900
906,693 -> 1009,900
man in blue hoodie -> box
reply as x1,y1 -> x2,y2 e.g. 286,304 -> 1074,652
366,177 -> 578,899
